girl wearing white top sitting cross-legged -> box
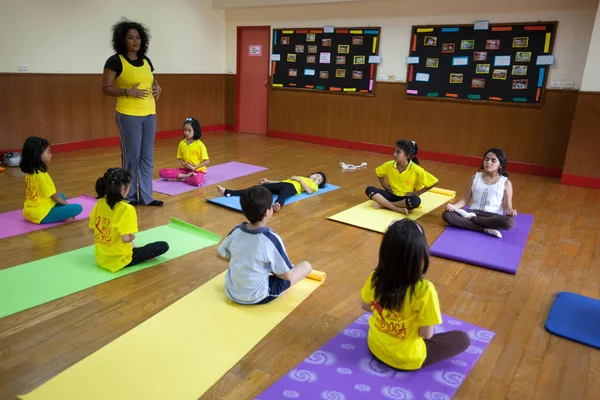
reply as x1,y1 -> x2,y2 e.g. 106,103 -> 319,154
441,148 -> 517,239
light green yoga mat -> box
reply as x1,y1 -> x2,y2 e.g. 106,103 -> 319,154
0,218 -> 221,319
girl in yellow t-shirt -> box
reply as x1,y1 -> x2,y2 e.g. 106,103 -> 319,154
90,168 -> 169,272
366,140 -> 438,215
158,117 -> 209,187
19,136 -> 83,224
361,219 -> 470,370
217,171 -> 327,212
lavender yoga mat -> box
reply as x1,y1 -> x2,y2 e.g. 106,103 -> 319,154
152,161 -> 268,196
0,194 -> 97,240
430,214 -> 534,274
256,313 -> 494,400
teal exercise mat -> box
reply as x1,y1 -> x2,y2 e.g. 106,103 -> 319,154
0,218 -> 222,319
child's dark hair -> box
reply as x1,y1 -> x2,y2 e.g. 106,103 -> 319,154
396,139 -> 420,165
184,117 -> 202,140
240,185 -> 273,224
19,136 -> 50,174
95,168 -> 132,209
371,219 -> 430,312
311,171 -> 327,188
481,148 -> 509,177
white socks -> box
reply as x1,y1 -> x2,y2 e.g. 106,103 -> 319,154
454,209 -> 502,238
454,208 -> 477,219
484,228 -> 503,238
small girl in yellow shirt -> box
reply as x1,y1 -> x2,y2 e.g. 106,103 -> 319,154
366,140 -> 438,215
217,172 -> 327,212
158,117 -> 209,186
90,168 -> 169,272
361,219 -> 470,370
19,136 -> 83,224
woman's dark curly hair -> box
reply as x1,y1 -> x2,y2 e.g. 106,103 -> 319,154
111,19 -> 151,57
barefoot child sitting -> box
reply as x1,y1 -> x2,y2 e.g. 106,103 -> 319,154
217,185 -> 312,305
366,140 -> 438,215
158,117 -> 209,186
217,171 -> 326,212
20,136 -> 83,224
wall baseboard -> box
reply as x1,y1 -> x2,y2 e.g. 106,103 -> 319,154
560,174 -> 600,189
267,129 -> 564,178
0,125 -> 234,155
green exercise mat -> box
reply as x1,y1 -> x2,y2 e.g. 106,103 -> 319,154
0,218 -> 221,319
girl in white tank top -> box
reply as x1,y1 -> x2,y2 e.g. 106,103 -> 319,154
442,148 -> 517,238
470,172 -> 507,215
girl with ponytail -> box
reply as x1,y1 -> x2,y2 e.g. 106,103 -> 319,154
365,140 -> 439,215
90,168 -> 169,272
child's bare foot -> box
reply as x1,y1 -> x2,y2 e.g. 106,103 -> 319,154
396,207 -> 409,216
217,185 -> 226,195
65,217 -> 76,222
273,203 -> 281,212
373,202 -> 382,209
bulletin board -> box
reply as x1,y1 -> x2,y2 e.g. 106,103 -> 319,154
406,21 -> 557,105
270,26 -> 381,95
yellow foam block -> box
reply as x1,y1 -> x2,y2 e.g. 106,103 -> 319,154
327,189 -> 455,233
20,271 -> 325,400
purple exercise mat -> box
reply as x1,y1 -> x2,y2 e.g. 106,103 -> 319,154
430,214 -> 534,274
0,194 -> 97,240
257,313 -> 494,400
152,161 -> 268,196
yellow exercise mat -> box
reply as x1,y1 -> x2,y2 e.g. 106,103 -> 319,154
328,188 -> 455,233
20,270 -> 326,400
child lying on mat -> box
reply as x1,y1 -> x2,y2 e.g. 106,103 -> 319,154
20,136 -> 83,224
90,168 -> 169,272
361,219 -> 470,370
366,140 -> 438,215
442,148 -> 516,238
217,185 -> 312,305
158,117 -> 209,187
216,171 -> 326,212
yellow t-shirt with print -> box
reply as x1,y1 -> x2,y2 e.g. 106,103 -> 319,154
375,161 -> 438,196
281,176 -> 319,195
23,172 -> 57,224
361,272 -> 442,370
176,139 -> 209,173
89,198 -> 138,272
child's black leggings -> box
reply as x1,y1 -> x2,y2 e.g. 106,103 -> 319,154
125,241 -> 170,268
225,182 -> 297,207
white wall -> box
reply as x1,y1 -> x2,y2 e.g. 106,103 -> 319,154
0,0 -> 226,73
580,2 -> 600,91
224,0 -> 599,89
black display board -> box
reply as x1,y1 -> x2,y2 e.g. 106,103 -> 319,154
406,22 -> 557,105
271,27 -> 381,95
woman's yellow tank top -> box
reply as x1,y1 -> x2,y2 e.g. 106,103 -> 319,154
114,55 -> 156,116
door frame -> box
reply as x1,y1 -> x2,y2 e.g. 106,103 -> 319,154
236,25 -> 272,134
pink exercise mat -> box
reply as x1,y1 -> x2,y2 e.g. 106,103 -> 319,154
0,194 -> 97,240
152,161 -> 268,196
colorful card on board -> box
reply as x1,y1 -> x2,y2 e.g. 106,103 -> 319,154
415,73 -> 430,82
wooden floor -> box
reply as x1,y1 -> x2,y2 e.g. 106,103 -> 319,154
0,132 -> 599,400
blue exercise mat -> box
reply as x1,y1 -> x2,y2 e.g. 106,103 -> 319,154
545,292 -> 600,349
207,184 -> 340,211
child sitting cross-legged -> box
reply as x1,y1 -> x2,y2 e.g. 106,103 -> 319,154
217,185 -> 312,305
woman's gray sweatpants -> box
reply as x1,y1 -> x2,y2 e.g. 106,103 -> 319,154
115,112 -> 157,204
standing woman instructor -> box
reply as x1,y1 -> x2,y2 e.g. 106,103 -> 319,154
101,19 -> 163,206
